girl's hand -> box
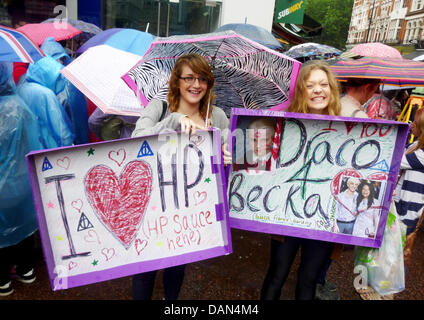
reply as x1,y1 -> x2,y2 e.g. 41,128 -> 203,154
332,223 -> 339,233
222,143 -> 232,166
179,116 -> 206,135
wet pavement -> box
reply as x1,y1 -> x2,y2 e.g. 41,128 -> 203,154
1,227 -> 423,301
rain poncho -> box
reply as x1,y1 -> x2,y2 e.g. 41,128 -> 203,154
41,37 -> 90,145
17,56 -> 74,149
0,62 -> 43,248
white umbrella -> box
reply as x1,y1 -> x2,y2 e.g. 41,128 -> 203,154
413,54 -> 424,61
61,45 -> 142,116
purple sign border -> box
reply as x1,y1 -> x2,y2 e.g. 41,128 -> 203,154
227,108 -> 409,248
26,128 -> 232,290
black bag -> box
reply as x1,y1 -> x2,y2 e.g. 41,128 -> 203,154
100,101 -> 168,140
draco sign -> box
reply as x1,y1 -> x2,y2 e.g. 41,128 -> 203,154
227,108 -> 409,248
26,129 -> 231,290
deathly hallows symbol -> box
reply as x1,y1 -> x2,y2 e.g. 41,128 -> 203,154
369,160 -> 389,172
77,212 -> 94,232
42,157 -> 53,171
137,141 -> 154,158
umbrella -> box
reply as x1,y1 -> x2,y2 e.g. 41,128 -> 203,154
363,93 -> 395,120
75,28 -> 155,56
42,18 -> 102,48
349,42 -> 402,60
0,25 -> 44,63
42,18 -> 102,36
61,45 -> 143,116
215,23 -> 282,50
330,57 -> 424,87
17,22 -> 82,46
122,31 -> 301,117
284,42 -> 341,59
413,54 -> 424,62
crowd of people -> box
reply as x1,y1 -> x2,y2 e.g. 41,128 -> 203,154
0,30 -> 422,301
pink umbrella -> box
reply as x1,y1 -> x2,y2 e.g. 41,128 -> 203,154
349,42 -> 402,59
17,22 -> 82,46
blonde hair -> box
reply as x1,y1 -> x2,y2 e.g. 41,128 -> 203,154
407,108 -> 424,154
288,60 -> 341,115
168,53 -> 215,120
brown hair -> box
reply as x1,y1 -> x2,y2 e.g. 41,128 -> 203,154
407,108 -> 424,154
168,53 -> 215,120
288,60 -> 341,115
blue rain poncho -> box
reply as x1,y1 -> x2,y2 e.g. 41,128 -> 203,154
41,37 -> 90,144
0,62 -> 43,248
17,56 -> 74,149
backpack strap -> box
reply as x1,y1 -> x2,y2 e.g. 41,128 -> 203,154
159,100 -> 168,121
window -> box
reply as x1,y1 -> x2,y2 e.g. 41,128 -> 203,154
102,0 -> 222,36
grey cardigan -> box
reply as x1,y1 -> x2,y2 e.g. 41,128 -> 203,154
131,98 -> 229,144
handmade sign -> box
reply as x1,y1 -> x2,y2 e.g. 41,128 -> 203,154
228,108 -> 409,248
26,129 -> 230,290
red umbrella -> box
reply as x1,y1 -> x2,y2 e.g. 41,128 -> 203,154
17,22 -> 82,46
349,42 -> 402,60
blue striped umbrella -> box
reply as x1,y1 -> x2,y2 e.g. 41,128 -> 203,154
0,25 -> 44,63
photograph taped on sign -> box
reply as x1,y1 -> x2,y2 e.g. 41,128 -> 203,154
26,128 -> 231,290
227,108 -> 409,248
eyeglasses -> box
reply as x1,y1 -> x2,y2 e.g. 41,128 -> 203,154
179,76 -> 208,85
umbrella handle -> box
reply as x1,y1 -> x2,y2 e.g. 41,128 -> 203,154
204,96 -> 211,128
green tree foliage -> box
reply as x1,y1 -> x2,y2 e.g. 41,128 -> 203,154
305,0 -> 354,50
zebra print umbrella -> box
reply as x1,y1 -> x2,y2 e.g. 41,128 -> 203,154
122,31 -> 301,117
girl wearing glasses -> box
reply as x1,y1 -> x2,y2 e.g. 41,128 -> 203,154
132,53 -> 230,140
131,53 -> 231,300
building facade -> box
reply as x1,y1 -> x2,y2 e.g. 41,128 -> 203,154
1,0 -> 276,35
347,0 -> 424,47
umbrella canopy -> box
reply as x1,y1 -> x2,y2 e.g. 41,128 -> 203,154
42,19 -> 102,48
17,22 -> 82,46
413,54 -> 424,62
0,25 -> 44,63
122,31 -> 301,117
61,45 -> 142,116
43,18 -> 102,35
215,23 -> 282,50
363,93 -> 395,120
76,28 -> 155,56
330,57 -> 424,87
349,42 -> 402,60
284,42 -> 341,59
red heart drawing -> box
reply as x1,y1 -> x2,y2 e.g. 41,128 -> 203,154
84,229 -> 101,245
57,157 -> 70,170
84,160 -> 152,249
108,148 -> 126,167
68,261 -> 78,271
71,199 -> 83,213
101,248 -> 115,261
135,238 -> 148,255
190,134 -> 205,146
194,191 -> 207,206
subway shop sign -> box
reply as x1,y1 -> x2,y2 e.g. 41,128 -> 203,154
274,0 -> 305,24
